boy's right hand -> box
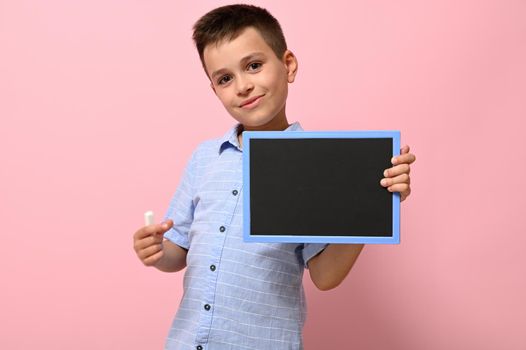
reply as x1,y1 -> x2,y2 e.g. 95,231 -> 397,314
133,220 -> 173,267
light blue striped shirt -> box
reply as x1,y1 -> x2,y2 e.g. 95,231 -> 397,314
163,122 -> 327,350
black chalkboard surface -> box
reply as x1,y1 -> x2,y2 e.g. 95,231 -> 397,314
242,131 -> 400,244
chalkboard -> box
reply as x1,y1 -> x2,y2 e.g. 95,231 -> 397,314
242,131 -> 401,244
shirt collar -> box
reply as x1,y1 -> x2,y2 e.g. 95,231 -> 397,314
219,121 -> 303,154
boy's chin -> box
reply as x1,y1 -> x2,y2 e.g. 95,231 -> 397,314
233,116 -> 282,130
233,118 -> 268,129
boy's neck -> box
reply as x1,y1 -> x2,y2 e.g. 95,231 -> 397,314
237,118 -> 290,148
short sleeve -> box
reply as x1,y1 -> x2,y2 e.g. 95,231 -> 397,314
301,243 -> 328,268
163,147 -> 199,250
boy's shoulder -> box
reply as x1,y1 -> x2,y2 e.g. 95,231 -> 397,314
186,124 -> 239,170
194,137 -> 221,154
194,124 -> 241,155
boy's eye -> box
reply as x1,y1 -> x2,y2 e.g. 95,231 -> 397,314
217,75 -> 232,85
247,62 -> 262,71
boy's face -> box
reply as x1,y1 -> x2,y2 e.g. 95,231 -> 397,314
203,27 -> 297,131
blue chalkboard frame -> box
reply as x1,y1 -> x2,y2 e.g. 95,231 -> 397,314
242,130 -> 401,244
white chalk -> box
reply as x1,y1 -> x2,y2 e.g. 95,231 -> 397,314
144,210 -> 155,225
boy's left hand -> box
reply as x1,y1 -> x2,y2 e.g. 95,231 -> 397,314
380,145 -> 416,201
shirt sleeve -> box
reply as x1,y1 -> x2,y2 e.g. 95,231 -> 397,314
163,146 -> 199,250
301,243 -> 328,268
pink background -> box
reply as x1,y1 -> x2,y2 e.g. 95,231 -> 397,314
1,0 -> 525,349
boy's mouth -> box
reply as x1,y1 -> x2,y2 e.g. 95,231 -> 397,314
239,95 -> 264,109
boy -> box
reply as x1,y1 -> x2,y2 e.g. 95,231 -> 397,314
133,4 -> 416,350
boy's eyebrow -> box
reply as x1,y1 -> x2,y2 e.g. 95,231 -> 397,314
210,52 -> 266,80
239,52 -> 265,65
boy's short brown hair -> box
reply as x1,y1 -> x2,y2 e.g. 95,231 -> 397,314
193,4 -> 287,72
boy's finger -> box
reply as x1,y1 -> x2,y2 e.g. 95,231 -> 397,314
142,249 -> 164,267
155,220 -> 174,235
138,244 -> 164,261
401,187 -> 411,201
146,220 -> 174,235
383,164 -> 410,177
134,234 -> 152,252
391,152 -> 416,165
380,173 -> 410,187
135,233 -> 163,251
134,227 -> 152,240
134,220 -> 173,240
387,183 -> 410,194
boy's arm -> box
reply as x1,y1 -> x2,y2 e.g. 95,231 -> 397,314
307,244 -> 364,291
154,239 -> 188,273
308,145 -> 416,290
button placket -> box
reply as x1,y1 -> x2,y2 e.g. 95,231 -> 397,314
196,155 -> 243,346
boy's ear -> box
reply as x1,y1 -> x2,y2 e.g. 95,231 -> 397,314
282,50 -> 298,83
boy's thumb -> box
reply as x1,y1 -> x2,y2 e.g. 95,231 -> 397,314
159,219 -> 174,232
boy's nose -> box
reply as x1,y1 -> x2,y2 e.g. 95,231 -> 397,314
236,77 -> 254,95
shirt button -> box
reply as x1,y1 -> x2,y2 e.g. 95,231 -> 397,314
210,265 -> 216,271
232,189 -> 238,196
196,346 -> 203,350
219,226 -> 226,232
204,304 -> 211,311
